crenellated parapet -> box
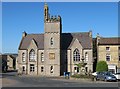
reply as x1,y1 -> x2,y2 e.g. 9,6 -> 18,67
44,3 -> 61,23
45,15 -> 61,23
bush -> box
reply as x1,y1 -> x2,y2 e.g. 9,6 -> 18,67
96,61 -> 108,72
71,74 -> 92,79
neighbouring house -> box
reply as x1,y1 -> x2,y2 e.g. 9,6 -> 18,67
1,54 -> 18,72
17,3 -> 93,76
96,34 -> 120,73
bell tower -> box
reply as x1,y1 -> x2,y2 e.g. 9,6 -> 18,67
44,3 -> 62,76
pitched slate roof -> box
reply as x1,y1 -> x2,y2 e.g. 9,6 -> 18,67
98,37 -> 120,45
19,32 -> 92,50
19,34 -> 44,50
61,32 -> 92,49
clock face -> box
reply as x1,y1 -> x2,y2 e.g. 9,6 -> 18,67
49,53 -> 55,60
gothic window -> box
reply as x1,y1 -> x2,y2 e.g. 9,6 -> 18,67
50,66 -> 53,73
50,37 -> 53,46
22,53 -> 25,62
29,49 -> 36,61
85,52 -> 88,61
41,52 -> 44,62
73,48 -> 80,62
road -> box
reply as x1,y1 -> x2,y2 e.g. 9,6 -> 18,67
1,72 -> 120,88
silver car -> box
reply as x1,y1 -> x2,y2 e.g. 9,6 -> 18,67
96,72 -> 117,82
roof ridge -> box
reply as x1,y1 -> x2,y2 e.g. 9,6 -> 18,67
27,33 -> 44,35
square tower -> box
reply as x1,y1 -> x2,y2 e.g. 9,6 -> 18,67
44,3 -> 62,76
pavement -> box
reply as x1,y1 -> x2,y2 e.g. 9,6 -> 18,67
1,72 -> 120,87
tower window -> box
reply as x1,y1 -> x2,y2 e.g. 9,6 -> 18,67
41,52 -> 44,62
50,38 -> 53,46
50,66 -> 53,73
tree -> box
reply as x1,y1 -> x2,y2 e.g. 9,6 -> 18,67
75,62 -> 87,75
96,61 -> 108,72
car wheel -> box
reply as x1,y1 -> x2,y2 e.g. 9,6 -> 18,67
104,78 -> 107,82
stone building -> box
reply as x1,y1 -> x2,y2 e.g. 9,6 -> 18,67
1,54 -> 17,72
97,35 -> 120,73
17,3 -> 93,76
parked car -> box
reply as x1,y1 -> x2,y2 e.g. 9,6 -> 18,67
92,72 -> 98,76
96,72 -> 117,82
113,73 -> 120,81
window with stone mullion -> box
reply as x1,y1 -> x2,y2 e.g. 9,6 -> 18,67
29,49 -> 36,61
73,49 -> 80,62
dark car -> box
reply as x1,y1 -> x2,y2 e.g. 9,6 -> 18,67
96,72 -> 117,82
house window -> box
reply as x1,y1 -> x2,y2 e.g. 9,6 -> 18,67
41,66 -> 44,72
22,53 -> 25,62
73,48 -> 80,62
106,54 -> 111,61
118,47 -> 120,51
85,52 -> 88,61
50,37 -> 53,46
74,67 -> 79,73
29,49 -> 36,61
30,64 -> 35,72
106,47 -> 110,51
50,66 -> 53,73
119,55 -> 120,61
41,52 -> 44,62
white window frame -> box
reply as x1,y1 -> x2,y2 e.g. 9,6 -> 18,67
106,54 -> 111,61
106,47 -> 110,51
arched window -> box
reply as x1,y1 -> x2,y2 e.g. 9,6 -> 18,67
85,52 -> 88,61
22,53 -> 25,62
41,52 -> 44,62
73,48 -> 80,61
29,49 -> 36,61
50,37 -> 53,46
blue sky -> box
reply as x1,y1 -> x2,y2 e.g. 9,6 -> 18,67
2,2 -> 118,53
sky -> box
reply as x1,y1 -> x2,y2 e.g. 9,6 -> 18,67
2,2 -> 118,53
